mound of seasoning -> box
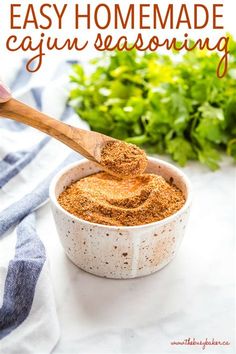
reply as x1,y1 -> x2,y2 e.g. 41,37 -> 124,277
58,172 -> 185,226
100,140 -> 147,177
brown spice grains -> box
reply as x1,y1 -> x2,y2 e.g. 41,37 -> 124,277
100,140 -> 147,177
58,172 -> 185,226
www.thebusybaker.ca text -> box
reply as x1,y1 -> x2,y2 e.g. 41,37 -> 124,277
170,337 -> 230,350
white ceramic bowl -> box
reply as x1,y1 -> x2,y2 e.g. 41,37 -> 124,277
49,157 -> 192,279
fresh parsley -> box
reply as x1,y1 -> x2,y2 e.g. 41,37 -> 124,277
69,37 -> 236,170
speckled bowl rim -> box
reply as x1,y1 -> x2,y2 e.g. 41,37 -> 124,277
49,157 -> 192,230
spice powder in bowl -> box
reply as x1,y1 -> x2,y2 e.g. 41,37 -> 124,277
58,171 -> 185,227
99,140 -> 148,177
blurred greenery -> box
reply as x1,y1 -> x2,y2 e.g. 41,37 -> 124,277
69,36 -> 236,170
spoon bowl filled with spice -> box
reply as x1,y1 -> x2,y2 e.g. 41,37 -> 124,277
0,96 -> 191,278
50,157 -> 192,279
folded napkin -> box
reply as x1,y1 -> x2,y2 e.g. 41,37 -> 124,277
0,61 -> 85,353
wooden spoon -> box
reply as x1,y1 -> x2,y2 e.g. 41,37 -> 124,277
0,98 -> 116,164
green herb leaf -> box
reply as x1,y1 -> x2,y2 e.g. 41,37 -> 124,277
69,36 -> 236,170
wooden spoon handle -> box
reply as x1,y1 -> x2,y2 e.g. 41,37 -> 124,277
0,98 -> 95,160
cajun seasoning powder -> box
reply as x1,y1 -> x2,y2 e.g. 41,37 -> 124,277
100,140 -> 148,177
58,172 -> 185,226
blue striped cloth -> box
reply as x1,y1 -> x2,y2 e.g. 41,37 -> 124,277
0,61 -> 86,353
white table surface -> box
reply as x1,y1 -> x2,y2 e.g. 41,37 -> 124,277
37,158 -> 235,354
